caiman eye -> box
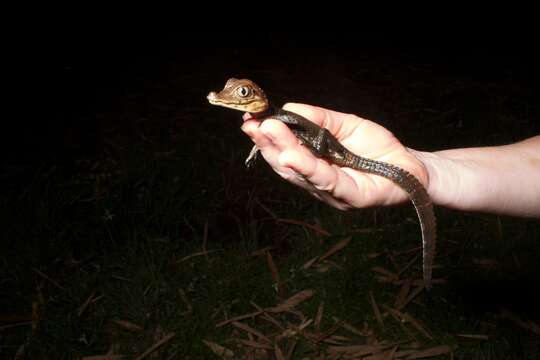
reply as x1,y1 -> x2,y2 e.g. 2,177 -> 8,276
237,86 -> 251,98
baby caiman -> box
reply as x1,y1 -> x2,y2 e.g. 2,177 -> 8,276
207,78 -> 436,288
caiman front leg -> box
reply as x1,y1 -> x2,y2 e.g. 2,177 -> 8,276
245,145 -> 259,168
246,123 -> 334,168
247,126 -> 339,169
295,127 -> 342,159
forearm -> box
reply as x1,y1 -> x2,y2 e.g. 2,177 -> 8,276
412,135 -> 540,218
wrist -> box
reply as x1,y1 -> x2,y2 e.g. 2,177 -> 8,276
408,149 -> 472,210
410,144 -> 540,218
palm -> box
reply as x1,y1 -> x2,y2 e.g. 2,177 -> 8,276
241,103 -> 429,210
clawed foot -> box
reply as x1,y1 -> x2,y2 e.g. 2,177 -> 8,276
245,145 -> 259,168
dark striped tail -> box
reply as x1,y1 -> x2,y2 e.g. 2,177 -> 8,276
344,153 -> 437,288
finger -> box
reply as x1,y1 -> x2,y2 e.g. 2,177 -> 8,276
241,119 -> 303,178
241,120 -> 273,148
279,149 -> 336,192
259,119 -> 302,151
272,149 -> 350,209
279,148 -> 376,208
241,119 -> 261,134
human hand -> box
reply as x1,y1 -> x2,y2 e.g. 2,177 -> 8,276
241,103 -> 430,210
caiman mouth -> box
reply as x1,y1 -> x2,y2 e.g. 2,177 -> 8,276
207,93 -> 258,111
206,92 -> 220,104
207,92 -> 238,106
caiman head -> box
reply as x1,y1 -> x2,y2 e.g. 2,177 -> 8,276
207,78 -> 269,114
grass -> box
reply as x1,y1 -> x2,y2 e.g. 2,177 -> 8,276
2,152 -> 538,359
1,48 -> 539,359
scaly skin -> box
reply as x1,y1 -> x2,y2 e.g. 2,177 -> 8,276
208,78 -> 436,288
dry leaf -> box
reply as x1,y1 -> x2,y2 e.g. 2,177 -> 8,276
367,251 -> 384,259
456,333 -> 489,340
369,291 -> 384,328
202,340 -> 235,359
364,345 -> 398,360
134,332 -> 175,360
261,312 -> 285,330
111,320 -> 144,332
286,339 -> 298,359
318,236 -> 351,262
177,249 -> 222,263
393,349 -> 418,358
380,305 -> 432,339
266,251 -> 284,298
249,246 -> 274,257
371,267 -> 398,281
336,319 -> 373,337
327,344 -> 384,356
234,339 -> 273,350
215,310 -> 263,327
316,321 -> 343,343
402,312 -> 432,340
500,308 -> 540,336
268,290 -> 314,313
398,253 -> 420,276
274,343 -> 286,360
275,218 -> 330,236
302,256 -> 319,269
405,345 -> 454,358
394,278 -> 412,309
78,292 -> 102,317
399,285 -> 425,309
315,302 -> 324,333
231,321 -> 271,343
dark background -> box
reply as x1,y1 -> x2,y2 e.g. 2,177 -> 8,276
4,31 -> 539,172
2,30 -> 540,358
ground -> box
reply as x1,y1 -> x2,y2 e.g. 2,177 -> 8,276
1,34 -> 539,359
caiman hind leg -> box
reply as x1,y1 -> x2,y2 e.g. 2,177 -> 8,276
296,127 -> 349,163
245,145 -> 260,168
294,127 -> 333,157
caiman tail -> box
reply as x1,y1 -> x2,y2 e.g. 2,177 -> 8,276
343,154 -> 437,288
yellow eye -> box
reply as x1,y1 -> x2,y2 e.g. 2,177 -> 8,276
237,86 -> 251,98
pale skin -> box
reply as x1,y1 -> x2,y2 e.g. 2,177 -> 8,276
242,103 -> 540,218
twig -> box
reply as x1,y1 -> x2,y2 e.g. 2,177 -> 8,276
176,249 -> 222,264
266,251 -> 284,299
216,311 -> 264,328
369,291 -> 384,328
275,218 -> 330,236
78,292 -> 103,317
318,237 -> 351,263
399,285 -> 425,309
31,267 -> 64,290
231,321 -> 271,343
134,332 -> 175,360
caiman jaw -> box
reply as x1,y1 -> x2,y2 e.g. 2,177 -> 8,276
206,91 -> 242,109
